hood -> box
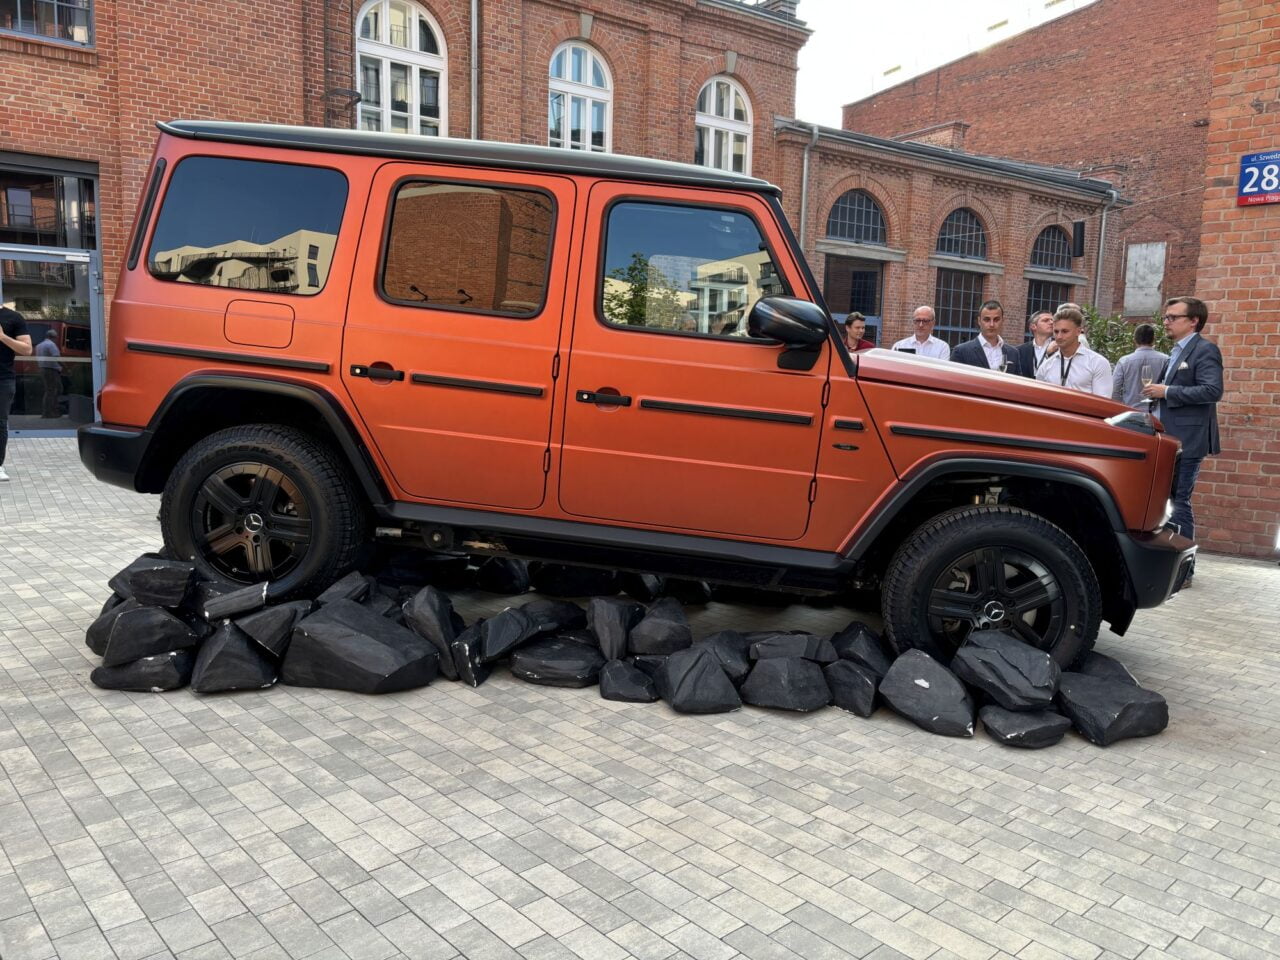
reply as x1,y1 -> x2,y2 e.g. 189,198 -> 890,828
854,349 -> 1124,419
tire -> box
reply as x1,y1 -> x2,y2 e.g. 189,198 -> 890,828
881,505 -> 1100,668
160,424 -> 367,598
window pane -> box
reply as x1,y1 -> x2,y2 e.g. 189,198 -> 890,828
933,268 -> 985,346
732,134 -> 746,173
714,129 -> 726,170
936,208 -> 988,259
570,96 -> 584,149
360,108 -> 382,131
825,189 -> 886,245
360,57 -> 381,106
390,114 -> 408,133
148,157 -> 348,297
697,84 -> 710,114
419,119 -> 439,136
360,9 -> 378,40
419,69 -> 439,118
571,46 -> 585,84
418,16 -> 438,54
389,62 -> 409,113
383,181 -> 554,316
694,126 -> 706,166
715,81 -> 729,118
600,201 -> 788,336
591,101 -> 605,151
550,49 -> 565,78
389,0 -> 408,47
548,92 -> 563,145
591,58 -> 605,88
733,91 -> 746,123
1030,226 -> 1072,270
1026,280 -> 1071,326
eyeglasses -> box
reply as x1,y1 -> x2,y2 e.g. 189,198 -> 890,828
1162,313 -> 1191,322
912,318 -> 932,324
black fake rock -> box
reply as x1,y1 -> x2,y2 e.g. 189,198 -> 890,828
587,597 -> 645,660
106,553 -> 171,601
519,598 -> 586,636
619,572 -> 665,603
191,621 -> 277,693
316,570 -> 369,605
740,658 -> 831,712
403,586 -> 465,681
629,597 -> 693,656
510,636 -> 606,687
101,606 -> 203,668
91,649 -> 196,692
474,557 -> 531,595
86,597 -> 141,656
750,633 -> 838,664
599,659 -> 659,703
529,563 -> 618,598
1075,651 -> 1139,686
201,581 -> 269,621
111,557 -> 198,608
283,599 -> 439,694
824,659 -> 879,717
1055,673 -> 1168,746
830,622 -> 892,680
656,646 -> 741,714
879,650 -> 975,737
695,631 -> 752,686
951,629 -> 1060,712
663,578 -> 713,605
235,600 -> 313,657
450,622 -> 491,687
980,706 -> 1072,749
479,608 -> 540,662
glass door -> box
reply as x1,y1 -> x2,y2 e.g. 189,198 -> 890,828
1,245 -> 103,435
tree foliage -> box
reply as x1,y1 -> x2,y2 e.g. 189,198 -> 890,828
602,253 -> 685,329
1082,305 -> 1173,366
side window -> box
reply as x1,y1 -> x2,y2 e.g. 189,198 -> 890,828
148,158 -> 347,296
600,201 -> 788,337
382,180 -> 554,317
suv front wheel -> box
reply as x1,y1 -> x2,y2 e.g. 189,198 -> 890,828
882,505 -> 1101,668
160,424 -> 366,598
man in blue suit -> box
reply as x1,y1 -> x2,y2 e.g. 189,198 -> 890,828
951,300 -> 1021,374
1142,296 -> 1224,583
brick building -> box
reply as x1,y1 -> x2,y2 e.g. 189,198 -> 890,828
841,0 -> 1216,322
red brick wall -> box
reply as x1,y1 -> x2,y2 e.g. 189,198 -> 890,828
841,0 -> 1216,318
1190,0 -> 1280,557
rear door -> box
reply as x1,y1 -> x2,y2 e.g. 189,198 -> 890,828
343,164 -> 574,508
558,183 -> 829,541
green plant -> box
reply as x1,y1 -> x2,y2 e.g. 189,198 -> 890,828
1082,305 -> 1172,366
602,253 -> 685,329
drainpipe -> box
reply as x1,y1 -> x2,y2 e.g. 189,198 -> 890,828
470,0 -> 479,139
1093,188 -> 1118,308
798,122 -> 820,257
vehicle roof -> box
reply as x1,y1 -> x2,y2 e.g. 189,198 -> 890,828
158,120 -> 782,195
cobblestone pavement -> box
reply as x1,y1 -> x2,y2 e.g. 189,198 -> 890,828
2,438 -> 1279,960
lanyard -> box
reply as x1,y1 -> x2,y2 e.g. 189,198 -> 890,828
1059,353 -> 1075,387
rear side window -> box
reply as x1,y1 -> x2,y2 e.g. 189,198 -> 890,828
599,201 -> 789,338
148,157 -> 348,296
381,180 -> 554,317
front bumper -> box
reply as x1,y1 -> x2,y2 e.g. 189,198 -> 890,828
1117,527 -> 1196,608
77,422 -> 150,491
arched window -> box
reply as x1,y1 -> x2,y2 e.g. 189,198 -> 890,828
826,190 -> 887,245
936,208 -> 988,260
694,77 -> 752,174
356,0 -> 447,136
1030,225 -> 1072,270
549,42 -> 612,152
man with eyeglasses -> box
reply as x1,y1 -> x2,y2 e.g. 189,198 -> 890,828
1141,296 -> 1223,585
892,305 -> 950,359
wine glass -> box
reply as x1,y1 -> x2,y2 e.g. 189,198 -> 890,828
1139,361 -> 1159,406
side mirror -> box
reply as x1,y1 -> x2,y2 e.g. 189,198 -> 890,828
748,296 -> 829,371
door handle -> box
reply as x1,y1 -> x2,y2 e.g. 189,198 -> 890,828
350,363 -> 405,382
576,389 -> 631,407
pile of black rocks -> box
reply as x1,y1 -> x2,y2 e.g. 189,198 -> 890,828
84,552 -> 1167,748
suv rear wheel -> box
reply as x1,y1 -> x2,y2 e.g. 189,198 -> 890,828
882,505 -> 1100,668
160,424 -> 366,598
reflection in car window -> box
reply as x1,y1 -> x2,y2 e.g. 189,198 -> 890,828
600,201 -> 787,336
382,181 -> 554,317
148,158 -> 348,296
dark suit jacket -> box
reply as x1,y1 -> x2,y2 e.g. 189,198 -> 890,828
1013,340 -> 1048,379
1158,334 -> 1223,460
952,337 -> 1021,375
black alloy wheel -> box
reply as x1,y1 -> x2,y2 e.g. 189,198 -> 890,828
882,505 -> 1101,667
192,462 -> 312,583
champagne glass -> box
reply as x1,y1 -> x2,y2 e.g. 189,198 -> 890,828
1139,361 -> 1158,406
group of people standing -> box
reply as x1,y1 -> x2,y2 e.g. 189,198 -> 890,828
841,297 -> 1224,581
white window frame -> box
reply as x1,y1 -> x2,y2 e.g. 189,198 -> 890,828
695,76 -> 752,175
548,41 -> 612,153
355,0 -> 448,137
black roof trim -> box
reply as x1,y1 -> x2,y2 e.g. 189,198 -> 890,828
157,120 -> 781,195
775,119 -> 1123,200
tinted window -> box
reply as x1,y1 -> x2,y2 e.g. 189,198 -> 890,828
382,181 -> 554,317
600,201 -> 788,337
148,157 -> 347,296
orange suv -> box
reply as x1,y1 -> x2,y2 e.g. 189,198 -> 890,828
79,121 -> 1194,666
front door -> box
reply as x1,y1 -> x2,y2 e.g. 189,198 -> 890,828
558,184 -> 828,542
1,245 -> 103,435
343,165 -> 576,509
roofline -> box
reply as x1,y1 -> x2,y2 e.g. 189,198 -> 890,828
157,120 -> 782,196
697,0 -> 812,35
774,119 -> 1124,201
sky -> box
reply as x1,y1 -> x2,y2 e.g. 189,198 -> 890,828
794,0 -> 1100,127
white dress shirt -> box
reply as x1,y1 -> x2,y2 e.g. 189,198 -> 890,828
980,336 -> 1008,370
1035,345 -> 1113,397
891,335 -> 951,360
